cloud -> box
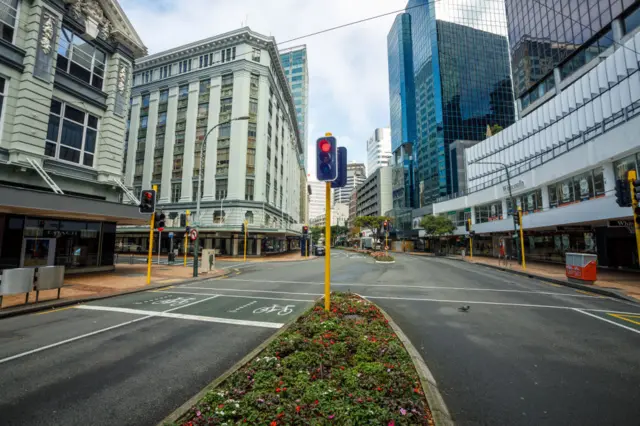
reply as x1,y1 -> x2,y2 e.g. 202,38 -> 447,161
120,0 -> 405,174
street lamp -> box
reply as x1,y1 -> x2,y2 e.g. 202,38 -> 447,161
476,160 -> 521,262
194,116 -> 250,223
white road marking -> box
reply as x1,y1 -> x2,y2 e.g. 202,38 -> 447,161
0,296 -> 219,365
572,309 -> 640,335
76,305 -> 283,329
184,286 -> 323,297
207,278 -> 600,298
363,295 -> 640,315
154,290 -> 316,302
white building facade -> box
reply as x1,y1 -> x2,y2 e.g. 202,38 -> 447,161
334,162 -> 366,205
367,128 -> 392,175
121,28 -> 304,256
356,166 -> 393,217
310,203 -> 349,228
430,25 -> 640,268
308,180 -> 326,222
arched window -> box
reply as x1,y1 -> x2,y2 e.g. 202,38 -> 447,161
265,214 -> 270,226
213,210 -> 226,224
245,211 -> 254,224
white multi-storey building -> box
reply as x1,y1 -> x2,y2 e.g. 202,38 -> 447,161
121,28 -> 304,257
428,21 -> 640,269
334,162 -> 366,205
308,180 -> 326,222
310,203 -> 349,227
367,128 -> 392,175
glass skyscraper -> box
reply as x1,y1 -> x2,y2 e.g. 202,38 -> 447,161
401,0 -> 516,205
280,45 -> 309,169
506,0 -> 640,108
387,13 -> 418,209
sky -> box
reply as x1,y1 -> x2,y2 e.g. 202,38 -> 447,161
120,0 -> 408,178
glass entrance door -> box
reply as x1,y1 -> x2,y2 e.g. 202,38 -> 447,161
21,238 -> 56,267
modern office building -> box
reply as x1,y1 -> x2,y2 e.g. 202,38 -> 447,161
367,128 -> 392,174
308,180 -> 326,221
430,2 -> 640,268
279,45 -> 308,168
404,0 -> 516,205
0,0 -> 148,273
506,0 -> 639,111
334,162 -> 366,205
121,28 -> 304,257
356,166 -> 393,218
387,13 -> 418,210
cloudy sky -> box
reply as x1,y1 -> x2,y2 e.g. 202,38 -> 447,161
120,0 -> 408,176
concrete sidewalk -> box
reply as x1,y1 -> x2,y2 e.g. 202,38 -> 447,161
0,264 -> 224,314
407,251 -> 640,302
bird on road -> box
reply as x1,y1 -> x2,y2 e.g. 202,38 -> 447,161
458,305 -> 470,312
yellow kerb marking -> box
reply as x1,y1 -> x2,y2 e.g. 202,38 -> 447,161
608,313 -> 640,326
36,306 -> 74,315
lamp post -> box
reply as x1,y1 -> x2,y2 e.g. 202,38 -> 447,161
192,115 -> 249,278
194,115 -> 250,223
476,160 -> 521,262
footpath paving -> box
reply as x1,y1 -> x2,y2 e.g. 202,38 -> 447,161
407,251 -> 640,302
0,264 -> 224,314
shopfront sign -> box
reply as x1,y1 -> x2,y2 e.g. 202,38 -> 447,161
556,226 -> 592,232
503,180 -> 525,195
608,220 -> 635,234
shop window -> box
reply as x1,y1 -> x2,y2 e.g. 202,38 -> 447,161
507,189 -> 543,215
474,202 -> 503,224
548,168 -> 605,207
613,153 -> 638,180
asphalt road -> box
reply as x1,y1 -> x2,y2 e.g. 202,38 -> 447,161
1,252 -> 639,425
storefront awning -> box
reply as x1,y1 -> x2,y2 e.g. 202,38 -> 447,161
0,185 -> 147,225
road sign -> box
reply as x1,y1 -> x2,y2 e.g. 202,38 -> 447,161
189,228 -> 198,241
168,232 -> 174,239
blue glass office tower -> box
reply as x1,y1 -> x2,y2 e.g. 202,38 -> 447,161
400,0 -> 516,205
388,13 -> 418,210
280,45 -> 309,168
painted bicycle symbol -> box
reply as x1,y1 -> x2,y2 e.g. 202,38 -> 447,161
135,296 -> 197,308
253,304 -> 295,316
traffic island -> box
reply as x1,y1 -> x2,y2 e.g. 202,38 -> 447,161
165,293 -> 434,425
371,252 -> 396,264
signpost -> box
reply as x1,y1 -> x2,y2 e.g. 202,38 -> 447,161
184,210 -> 190,267
146,185 -> 158,285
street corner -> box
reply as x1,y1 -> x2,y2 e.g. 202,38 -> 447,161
174,295 -> 314,325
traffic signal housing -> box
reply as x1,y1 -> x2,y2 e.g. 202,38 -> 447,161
331,147 -> 348,188
633,179 -> 640,205
616,179 -> 632,207
139,189 -> 156,213
155,212 -> 166,231
241,222 -> 246,234
316,136 -> 337,181
383,220 -> 389,232
465,219 -> 471,232
513,210 -> 520,228
302,225 -> 309,235
180,213 -> 187,227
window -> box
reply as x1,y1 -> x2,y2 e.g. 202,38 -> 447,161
217,147 -> 229,175
221,46 -> 236,63
158,112 -> 167,126
249,100 -> 258,118
507,189 -> 543,215
250,74 -> 259,98
218,123 -> 231,139
474,202 -> 503,224
216,179 -> 228,200
178,84 -> 189,99
199,54 -> 210,68
140,115 -> 148,129
159,65 -> 171,79
0,0 -> 18,43
246,148 -> 256,175
159,89 -> 169,103
252,48 -> 261,62
548,168 -> 605,207
245,180 -> 255,201
248,123 -> 257,140
179,59 -> 191,74
291,75 -> 303,82
266,183 -> 271,203
56,27 -> 106,90
0,77 -> 5,124
221,73 -> 233,87
614,154 -> 639,180
220,98 -> 232,113
45,100 -> 99,167
200,79 -> 210,94
197,103 -> 209,119
143,70 -> 152,84
171,183 -> 181,203
172,155 -> 183,179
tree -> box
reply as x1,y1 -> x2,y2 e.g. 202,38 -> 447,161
420,215 -> 456,240
310,226 -> 323,245
330,225 -> 349,245
354,216 -> 391,244
490,124 -> 503,135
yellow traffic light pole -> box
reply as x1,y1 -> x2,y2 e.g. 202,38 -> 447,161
628,170 -> 640,266
325,181 -> 331,311
305,224 -> 309,257
518,206 -> 526,271
146,184 -> 158,285
184,209 -> 189,267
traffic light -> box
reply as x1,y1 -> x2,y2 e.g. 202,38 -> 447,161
513,210 -> 520,229
615,179 -> 632,207
383,220 -> 389,232
316,136 -> 337,181
155,212 -> 166,231
633,179 -> 640,204
465,219 -> 471,232
302,225 -> 309,235
139,189 -> 156,213
180,213 -> 186,227
331,147 -> 348,188
241,222 -> 245,234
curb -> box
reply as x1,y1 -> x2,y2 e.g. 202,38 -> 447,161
374,260 -> 396,264
403,252 -> 638,304
0,270 -> 227,320
374,302 -> 454,426
469,261 -> 639,304
158,304 -> 309,426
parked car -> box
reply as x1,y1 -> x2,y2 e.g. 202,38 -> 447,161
314,245 -> 325,256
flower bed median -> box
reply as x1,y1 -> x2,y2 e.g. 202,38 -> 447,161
370,251 -> 395,263
173,293 -> 432,425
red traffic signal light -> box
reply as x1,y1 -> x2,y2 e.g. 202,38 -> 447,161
319,139 -> 331,153
139,189 -> 156,214
316,136 -> 337,181
303,226 -> 309,234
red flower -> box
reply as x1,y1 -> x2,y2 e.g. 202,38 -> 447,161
314,399 -> 319,405
271,422 -> 277,426
277,413 -> 285,418
377,387 -> 382,391
218,404 -> 224,409
296,405 -> 301,413
276,388 -> 281,393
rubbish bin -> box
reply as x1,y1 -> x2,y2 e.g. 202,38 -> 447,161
565,253 -> 597,284
168,252 -> 176,263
